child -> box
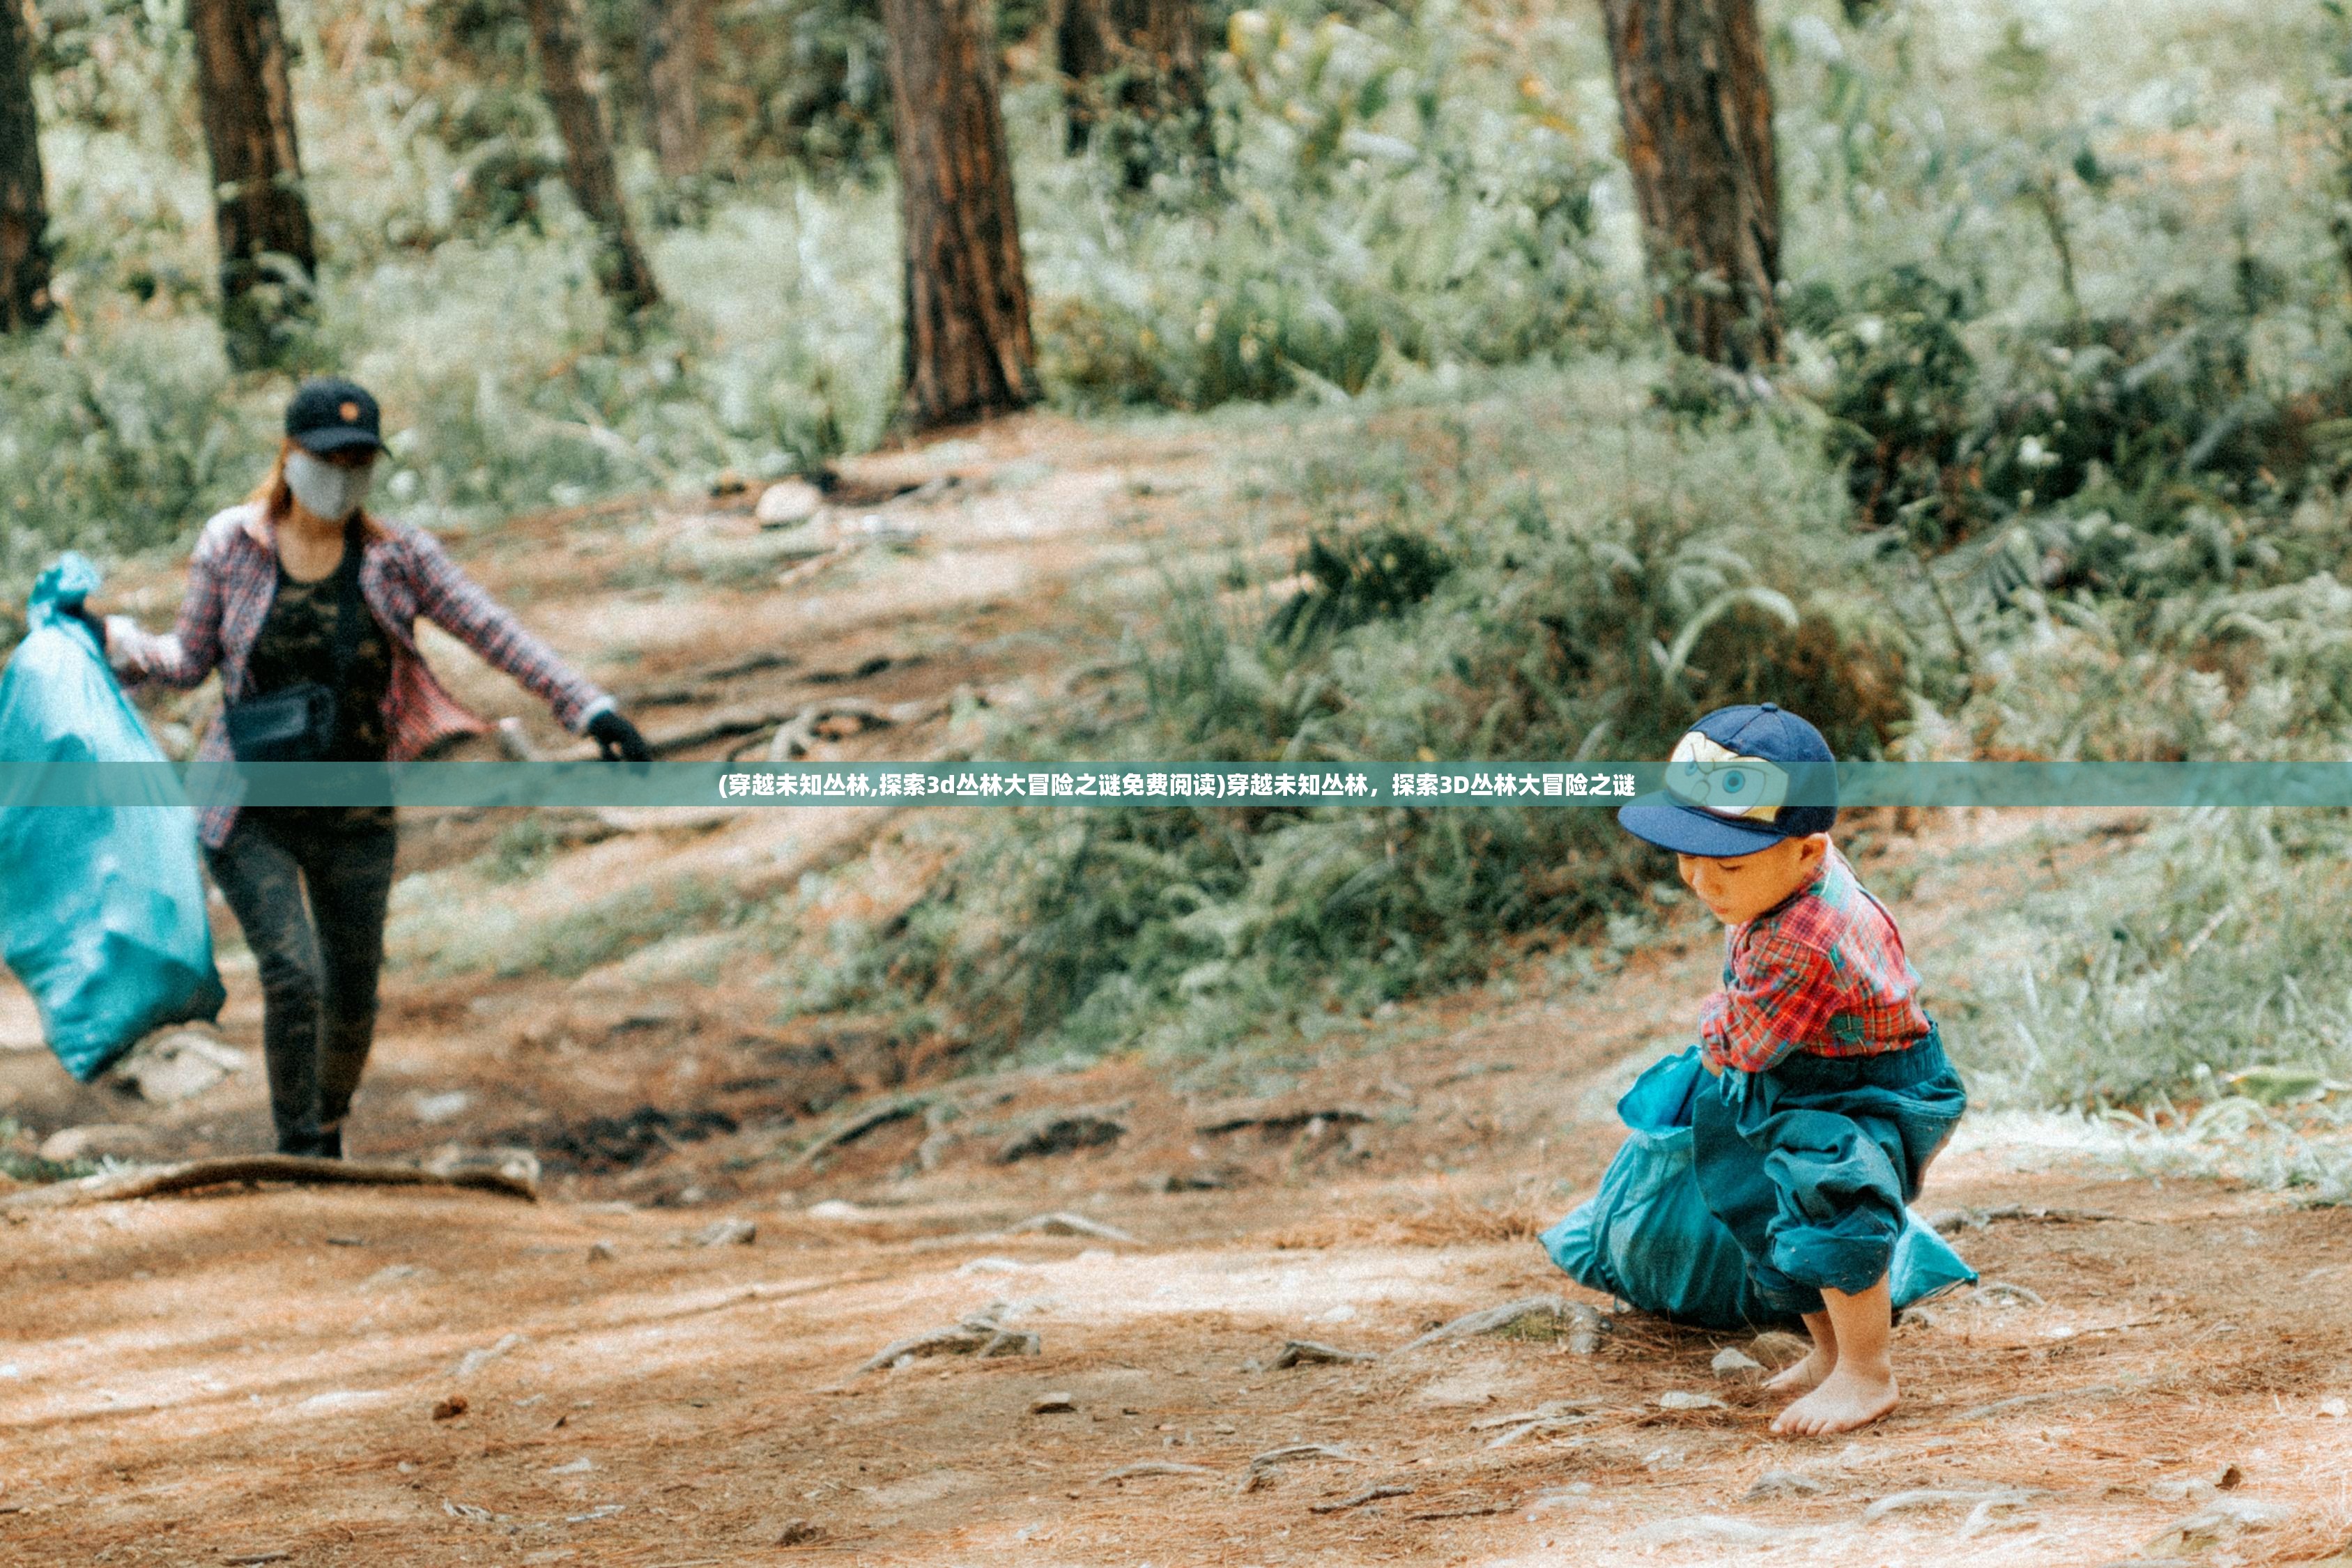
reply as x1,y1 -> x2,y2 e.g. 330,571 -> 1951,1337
1617,703 -> 1966,1436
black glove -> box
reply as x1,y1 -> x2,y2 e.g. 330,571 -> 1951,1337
587,707 -> 653,762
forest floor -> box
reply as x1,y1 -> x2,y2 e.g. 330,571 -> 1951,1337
1,410 -> 2349,1567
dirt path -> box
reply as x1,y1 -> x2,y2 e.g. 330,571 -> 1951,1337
3,417 -> 2350,1566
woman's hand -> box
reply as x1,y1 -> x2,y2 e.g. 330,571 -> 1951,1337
586,708 -> 654,762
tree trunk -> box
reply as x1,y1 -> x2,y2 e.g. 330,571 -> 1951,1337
1058,0 -> 1204,171
1054,0 -> 1110,153
879,0 -> 1038,430
1106,0 -> 1201,122
522,0 -> 660,313
0,0 -> 51,331
641,0 -> 707,178
1598,0 -> 1782,368
187,0 -> 316,367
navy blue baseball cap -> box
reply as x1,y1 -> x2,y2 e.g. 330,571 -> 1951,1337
285,376 -> 384,456
1617,702 -> 1838,857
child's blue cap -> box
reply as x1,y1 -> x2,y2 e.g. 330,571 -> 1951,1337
1617,702 -> 1838,858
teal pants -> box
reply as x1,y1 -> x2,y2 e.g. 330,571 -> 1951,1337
1690,1032 -> 1967,1318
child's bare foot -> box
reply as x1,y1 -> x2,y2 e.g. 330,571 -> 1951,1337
1771,1364 -> 1897,1436
1764,1348 -> 1834,1396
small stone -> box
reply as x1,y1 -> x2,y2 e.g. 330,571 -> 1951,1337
2141,1498 -> 2294,1557
755,479 -> 824,527
981,1330 -> 1042,1358
2321,1397 -> 2349,1419
1655,1391 -> 1727,1411
547,1456 -> 594,1475
1010,1212 -> 1138,1243
691,1218 -> 757,1247
1711,1347 -> 1765,1377
431,1395 -> 469,1421
1976,1280 -> 2047,1308
586,1241 -> 615,1263
1747,1331 -> 1811,1369
806,1199 -> 867,1221
1031,1392 -> 1076,1414
410,1090 -> 472,1125
776,1520 -> 825,1546
37,1124 -> 160,1163
454,1332 -> 524,1379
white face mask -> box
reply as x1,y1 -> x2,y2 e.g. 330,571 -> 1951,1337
285,449 -> 376,523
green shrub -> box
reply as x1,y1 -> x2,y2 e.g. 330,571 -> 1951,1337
1944,813 -> 2352,1109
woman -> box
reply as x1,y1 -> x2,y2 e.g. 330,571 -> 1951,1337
105,376 -> 652,1159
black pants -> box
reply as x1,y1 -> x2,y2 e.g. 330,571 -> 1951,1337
206,810 -> 399,1155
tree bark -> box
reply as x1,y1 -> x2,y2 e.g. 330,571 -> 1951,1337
0,0 -> 51,331
641,0 -> 707,178
187,0 -> 316,367
522,0 -> 660,313
1058,0 -> 1204,170
879,0 -> 1039,430
1054,0 -> 1110,153
1107,0 -> 1201,122
1598,0 -> 1782,367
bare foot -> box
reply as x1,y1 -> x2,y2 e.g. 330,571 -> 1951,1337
1771,1365 -> 1897,1436
1764,1349 -> 1834,1396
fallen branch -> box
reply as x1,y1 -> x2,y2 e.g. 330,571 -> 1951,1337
1098,1462 -> 1215,1484
1398,1296 -> 1608,1354
1,1155 -> 537,1213
764,698 -> 946,763
787,1095 -> 936,1172
1408,1501 -> 1513,1521
1926,1204 -> 2127,1235
1196,1105 -> 1373,1137
1955,1385 -> 2121,1423
1271,1340 -> 1376,1369
1310,1485 -> 1413,1514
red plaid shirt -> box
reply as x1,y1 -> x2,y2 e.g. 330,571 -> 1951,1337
1698,845 -> 1932,1074
109,503 -> 610,848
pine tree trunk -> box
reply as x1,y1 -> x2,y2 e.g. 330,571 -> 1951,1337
1054,0 -> 1110,153
880,0 -> 1038,430
187,0 -> 316,367
1598,0 -> 1782,367
522,0 -> 660,313
1106,0 -> 1201,122
1058,0 -> 1204,171
0,0 -> 51,332
642,0 -> 707,178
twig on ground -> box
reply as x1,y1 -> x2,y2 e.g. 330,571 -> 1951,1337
1098,1462 -> 1215,1484
1310,1485 -> 1414,1514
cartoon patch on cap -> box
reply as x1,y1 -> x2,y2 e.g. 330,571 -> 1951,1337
1664,730 -> 1788,822
339,400 -> 360,422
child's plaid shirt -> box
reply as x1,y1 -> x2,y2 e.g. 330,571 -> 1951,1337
1699,844 -> 1932,1074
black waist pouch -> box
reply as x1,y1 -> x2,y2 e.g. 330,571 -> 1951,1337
224,682 -> 339,762
224,521 -> 364,764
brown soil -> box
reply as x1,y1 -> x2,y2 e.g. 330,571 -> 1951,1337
2,415 -> 2349,1567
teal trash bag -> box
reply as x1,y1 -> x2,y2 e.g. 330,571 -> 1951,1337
0,554 -> 224,1082
1541,1047 -> 1975,1332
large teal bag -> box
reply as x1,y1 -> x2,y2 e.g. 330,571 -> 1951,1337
0,555 -> 224,1081
1542,1047 -> 1975,1331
